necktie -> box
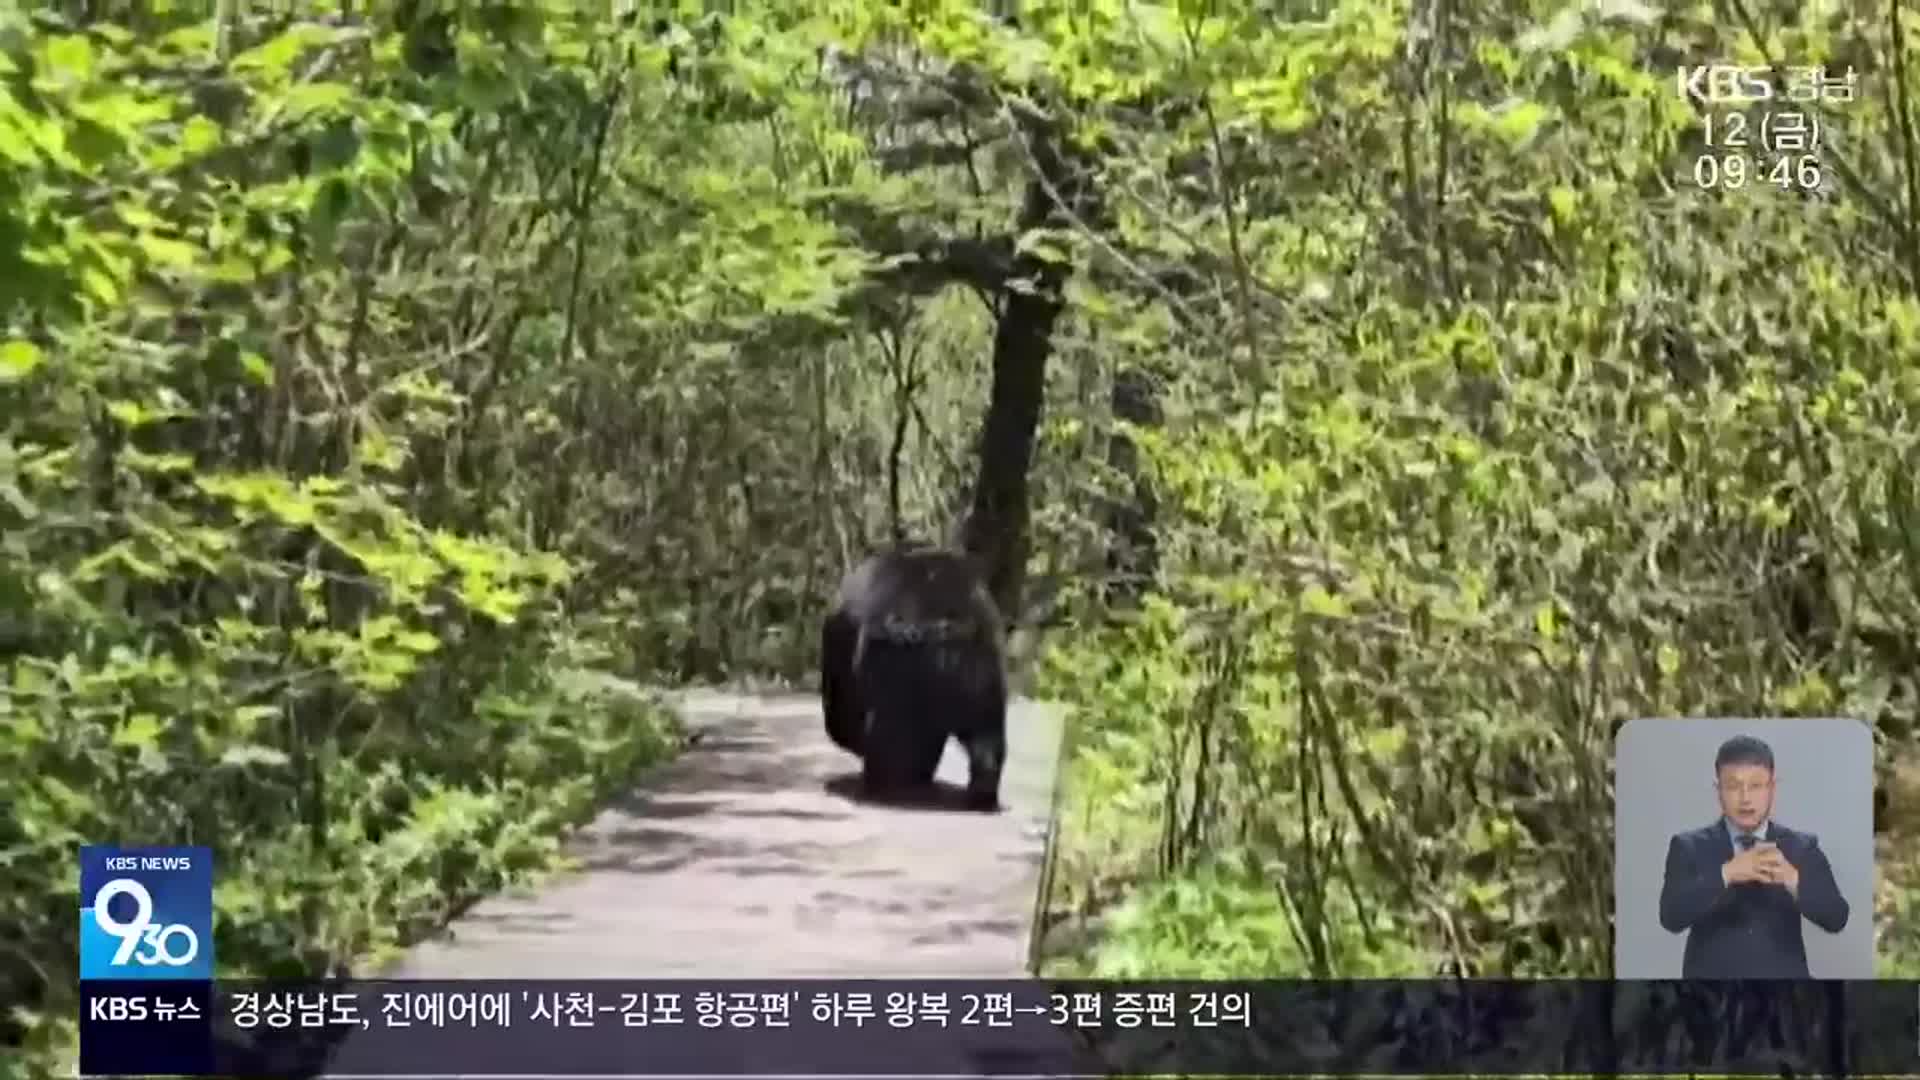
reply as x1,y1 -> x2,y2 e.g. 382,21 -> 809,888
1738,834 -> 1757,851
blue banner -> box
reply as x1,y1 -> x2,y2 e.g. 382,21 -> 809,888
78,845 -> 215,982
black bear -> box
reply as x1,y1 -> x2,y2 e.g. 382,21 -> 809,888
820,546 -> 1008,811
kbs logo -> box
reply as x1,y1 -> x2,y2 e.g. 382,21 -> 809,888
79,845 -> 213,980
1678,64 -> 1861,105
89,995 -> 151,1021
1677,65 -> 1773,103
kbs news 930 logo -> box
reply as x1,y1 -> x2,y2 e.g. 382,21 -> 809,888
79,845 -> 214,981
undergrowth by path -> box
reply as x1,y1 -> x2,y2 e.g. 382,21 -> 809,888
4,678 -> 682,1080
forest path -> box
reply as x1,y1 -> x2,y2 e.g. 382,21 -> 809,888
384,689 -> 1067,978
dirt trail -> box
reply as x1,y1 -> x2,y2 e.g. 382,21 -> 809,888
386,690 -> 1067,978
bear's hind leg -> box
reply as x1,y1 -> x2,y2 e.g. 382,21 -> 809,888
960,729 -> 1005,812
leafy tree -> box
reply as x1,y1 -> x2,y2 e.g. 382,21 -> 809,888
10,1 -> 1920,1073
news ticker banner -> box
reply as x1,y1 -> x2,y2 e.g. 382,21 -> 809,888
77,977 -> 1920,1077
62,846 -> 1917,1078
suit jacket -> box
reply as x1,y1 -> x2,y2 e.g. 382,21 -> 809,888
1657,819 -> 1850,978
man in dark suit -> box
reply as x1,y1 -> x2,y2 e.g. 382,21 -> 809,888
1657,734 -> 1850,977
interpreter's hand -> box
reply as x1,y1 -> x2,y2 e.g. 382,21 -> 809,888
1752,842 -> 1801,895
1722,844 -> 1771,886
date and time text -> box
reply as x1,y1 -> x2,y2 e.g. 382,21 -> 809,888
1677,64 -> 1858,194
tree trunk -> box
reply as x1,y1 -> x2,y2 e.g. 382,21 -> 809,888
1103,362 -> 1162,607
959,130 -> 1088,621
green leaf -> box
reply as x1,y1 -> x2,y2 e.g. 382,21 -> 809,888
0,480 -> 38,519
1015,228 -> 1072,264
395,630 -> 441,654
0,115 -> 38,166
1594,0 -> 1658,23
1365,726 -> 1407,760
284,82 -> 353,115
1300,585 -> 1349,618
113,713 -> 165,750
107,401 -> 154,427
219,744 -> 292,768
231,25 -> 338,77
232,705 -> 281,730
41,34 -> 95,79
1656,643 -> 1681,676
209,258 -> 258,284
1493,99 -> 1552,148
1548,186 -> 1578,224
81,266 -> 121,306
180,115 -> 222,155
138,233 -> 201,270
0,339 -> 43,380
1518,9 -> 1584,52
160,25 -> 218,55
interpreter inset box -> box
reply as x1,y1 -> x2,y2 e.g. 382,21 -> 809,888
1613,717 -> 1874,978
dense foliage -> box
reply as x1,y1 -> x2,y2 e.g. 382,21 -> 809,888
6,0 -> 1920,1075
1020,0 -> 1920,981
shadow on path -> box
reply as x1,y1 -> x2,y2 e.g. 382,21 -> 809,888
380,691 -> 1063,979
822,772 -> 1002,814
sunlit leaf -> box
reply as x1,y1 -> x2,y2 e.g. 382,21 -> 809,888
1299,585 -> 1349,618
219,745 -> 293,768
0,340 -> 44,380
113,713 -> 165,750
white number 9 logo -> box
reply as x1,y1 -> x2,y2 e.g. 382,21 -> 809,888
94,879 -> 199,967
